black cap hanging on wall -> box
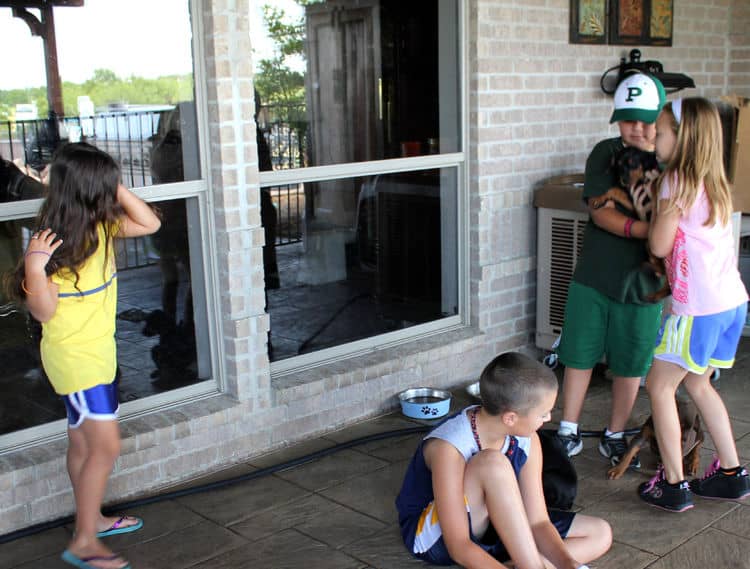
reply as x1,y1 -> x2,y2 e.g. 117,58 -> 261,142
600,49 -> 696,95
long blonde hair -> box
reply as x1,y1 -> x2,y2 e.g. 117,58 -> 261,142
657,97 -> 732,226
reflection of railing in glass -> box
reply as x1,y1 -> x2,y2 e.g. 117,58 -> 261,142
257,103 -> 307,247
1,105 -> 309,250
0,111 -> 174,270
267,184 -> 304,246
256,102 -> 307,170
0,108 -> 173,188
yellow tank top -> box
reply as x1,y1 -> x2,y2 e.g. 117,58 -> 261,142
41,225 -> 118,395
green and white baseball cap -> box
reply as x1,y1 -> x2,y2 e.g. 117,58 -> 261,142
610,72 -> 666,124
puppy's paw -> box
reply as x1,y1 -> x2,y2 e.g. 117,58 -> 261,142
590,197 -> 609,210
606,466 -> 624,480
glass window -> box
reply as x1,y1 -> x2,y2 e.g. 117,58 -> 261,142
0,0 -> 213,442
255,0 -> 464,365
266,168 -> 459,360
0,1 -> 199,188
253,0 -> 461,170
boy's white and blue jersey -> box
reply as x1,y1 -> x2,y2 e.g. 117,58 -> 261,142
395,406 -> 531,558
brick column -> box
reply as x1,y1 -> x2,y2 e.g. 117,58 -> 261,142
202,0 -> 271,404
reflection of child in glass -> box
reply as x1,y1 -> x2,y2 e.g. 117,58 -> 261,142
638,98 -> 750,512
396,352 -> 611,568
13,143 -> 161,569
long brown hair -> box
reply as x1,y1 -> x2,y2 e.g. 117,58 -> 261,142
9,142 -> 123,299
657,98 -> 733,226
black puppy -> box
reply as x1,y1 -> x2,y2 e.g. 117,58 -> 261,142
589,146 -> 659,215
589,146 -> 668,301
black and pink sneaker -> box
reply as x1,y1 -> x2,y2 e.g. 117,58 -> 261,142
689,457 -> 750,501
638,465 -> 694,512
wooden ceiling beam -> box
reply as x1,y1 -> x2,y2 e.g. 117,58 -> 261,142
0,1 -> 83,8
1,0 -> 83,116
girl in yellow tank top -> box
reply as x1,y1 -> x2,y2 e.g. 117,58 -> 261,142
12,142 -> 161,569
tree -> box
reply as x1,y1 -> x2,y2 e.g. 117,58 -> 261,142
253,1 -> 321,106
0,70 -> 194,120
91,69 -> 118,84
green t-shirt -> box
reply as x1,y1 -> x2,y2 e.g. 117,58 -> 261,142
572,137 -> 664,304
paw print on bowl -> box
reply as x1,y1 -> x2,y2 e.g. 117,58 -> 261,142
399,388 -> 451,419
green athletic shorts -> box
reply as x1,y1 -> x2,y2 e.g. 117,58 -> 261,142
556,281 -> 662,378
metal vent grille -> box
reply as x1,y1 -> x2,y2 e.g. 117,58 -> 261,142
535,207 -> 589,351
549,217 -> 586,328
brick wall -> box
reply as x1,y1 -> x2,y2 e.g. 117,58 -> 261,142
2,0 -> 748,535
729,0 -> 750,93
469,0 -> 750,357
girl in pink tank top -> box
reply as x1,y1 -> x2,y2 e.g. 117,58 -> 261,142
637,98 -> 750,512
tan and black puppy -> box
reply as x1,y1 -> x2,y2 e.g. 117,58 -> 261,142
607,398 -> 704,480
589,146 -> 669,301
589,146 -> 660,214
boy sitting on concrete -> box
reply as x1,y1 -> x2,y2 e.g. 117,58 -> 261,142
396,352 -> 612,568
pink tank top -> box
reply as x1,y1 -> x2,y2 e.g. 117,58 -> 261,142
659,177 -> 748,316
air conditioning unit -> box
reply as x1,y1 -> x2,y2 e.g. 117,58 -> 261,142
534,174 -> 587,352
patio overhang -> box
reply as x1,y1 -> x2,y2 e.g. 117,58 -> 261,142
0,0 -> 85,117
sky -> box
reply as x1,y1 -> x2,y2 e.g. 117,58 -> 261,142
0,0 -> 305,92
0,0 -> 193,90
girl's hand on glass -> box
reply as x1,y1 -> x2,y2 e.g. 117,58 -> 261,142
25,228 -> 62,272
12,159 -> 42,182
39,165 -> 50,185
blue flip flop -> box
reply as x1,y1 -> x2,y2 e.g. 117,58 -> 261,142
96,515 -> 143,538
61,549 -> 131,569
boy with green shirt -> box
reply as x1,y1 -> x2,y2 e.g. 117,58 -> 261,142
555,73 -> 667,467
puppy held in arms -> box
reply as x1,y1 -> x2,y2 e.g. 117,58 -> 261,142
589,146 -> 669,301
607,397 -> 704,480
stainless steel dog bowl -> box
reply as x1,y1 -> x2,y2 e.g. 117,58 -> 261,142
465,381 -> 480,400
399,387 -> 451,419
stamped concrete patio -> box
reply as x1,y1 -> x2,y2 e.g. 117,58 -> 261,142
2,338 -> 750,568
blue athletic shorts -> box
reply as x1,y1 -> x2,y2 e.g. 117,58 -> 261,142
62,378 -> 120,428
654,303 -> 747,374
412,508 -> 575,565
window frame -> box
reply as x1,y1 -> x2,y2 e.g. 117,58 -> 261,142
0,0 -> 223,453
264,0 -> 470,376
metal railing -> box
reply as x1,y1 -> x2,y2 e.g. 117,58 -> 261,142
257,102 -> 308,244
257,102 -> 307,171
1,110 -> 167,188
1,105 -> 309,251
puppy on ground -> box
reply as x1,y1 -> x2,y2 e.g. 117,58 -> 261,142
607,397 -> 704,480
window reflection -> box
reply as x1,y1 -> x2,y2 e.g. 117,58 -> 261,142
253,0 -> 460,170
0,216 -> 63,433
115,197 -> 205,394
1,103 -> 200,190
0,0 -> 198,191
0,198 -> 207,435
266,168 -> 458,360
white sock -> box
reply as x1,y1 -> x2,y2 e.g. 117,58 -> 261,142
604,429 -> 624,439
559,421 -> 578,436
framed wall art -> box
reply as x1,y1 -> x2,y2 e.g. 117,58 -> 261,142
570,0 -> 608,44
648,0 -> 674,45
570,0 -> 673,46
